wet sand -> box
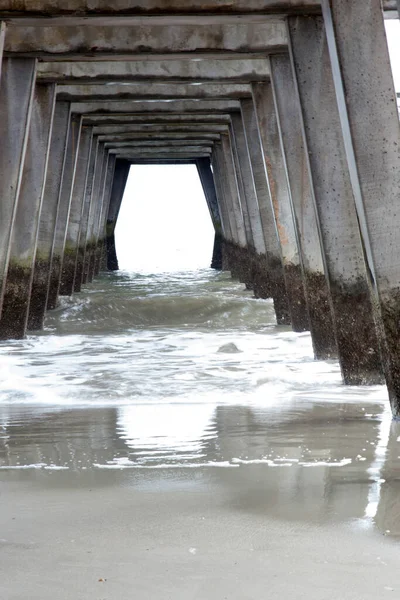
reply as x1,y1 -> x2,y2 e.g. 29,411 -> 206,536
1,399 -> 400,599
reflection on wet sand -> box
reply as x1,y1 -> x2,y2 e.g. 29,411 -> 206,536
1,397 -> 398,537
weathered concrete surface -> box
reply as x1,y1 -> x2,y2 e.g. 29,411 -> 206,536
0,83 -> 55,340
57,83 -> 252,103
37,59 -> 269,84
59,125 -> 93,296
0,58 -> 36,316
0,22 -> 5,79
74,137 -> 99,291
240,99 -> 290,326
211,144 -> 233,245
112,147 -> 213,158
4,22 -> 287,57
195,157 -> 223,269
93,154 -> 116,276
84,115 -> 232,126
47,114 -> 82,309
28,101 -> 71,331
321,0 -> 400,412
72,100 -> 241,115
230,113 -> 266,257
97,154 -> 116,273
288,16 -> 384,384
255,76 -> 335,358
220,133 -> 247,249
250,84 -> 310,334
83,142 -> 106,283
105,159 -> 130,272
0,2 -> 321,19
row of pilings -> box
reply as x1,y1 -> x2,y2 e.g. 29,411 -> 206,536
0,2 -> 400,415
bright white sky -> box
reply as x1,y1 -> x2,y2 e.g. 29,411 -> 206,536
115,19 -> 400,273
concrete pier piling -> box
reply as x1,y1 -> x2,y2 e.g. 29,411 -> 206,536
195,157 -> 223,270
0,82 -> 55,339
28,101 -> 71,330
0,59 -> 37,319
240,99 -> 291,325
47,114 -> 81,310
59,125 -> 93,297
105,159 -> 130,273
288,16 -> 384,385
250,83 -> 310,334
0,0 -> 399,412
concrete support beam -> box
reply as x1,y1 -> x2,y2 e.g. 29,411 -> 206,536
111,147 -> 213,157
0,58 -> 37,316
105,159 -> 130,271
0,4 -> 320,21
93,124 -> 228,135
75,137 -> 99,290
57,83 -> 253,101
28,101 -> 71,330
38,59 -> 269,84
287,15 -> 383,384
195,157 -> 223,269
59,125 -> 93,296
47,114 -> 82,309
117,152 -> 211,160
240,99 -> 290,325
0,82 -> 56,339
106,140 -> 215,150
4,22 -> 287,56
83,114 -> 231,126
320,0 -> 400,411
72,100 -> 240,115
255,77 -> 335,357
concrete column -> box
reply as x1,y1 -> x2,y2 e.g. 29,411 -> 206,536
28,101 -> 71,330
94,153 -> 116,276
220,133 -> 247,249
288,15 -> 384,386
254,78 -> 335,358
248,88 -> 310,333
228,126 -> 255,253
212,142 -> 235,244
0,83 -> 56,339
195,157 -> 223,270
240,99 -> 290,325
74,136 -> 99,291
0,23 -> 6,81
320,0 -> 400,408
105,159 -> 130,272
229,114 -> 266,257
0,58 -> 37,316
59,125 -> 93,296
83,142 -> 106,283
47,113 -> 82,309
98,154 -> 117,273
213,141 -> 242,275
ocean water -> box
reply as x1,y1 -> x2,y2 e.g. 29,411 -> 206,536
1,267 -> 399,537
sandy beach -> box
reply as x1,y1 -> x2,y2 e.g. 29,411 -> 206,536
1,464 -> 400,600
